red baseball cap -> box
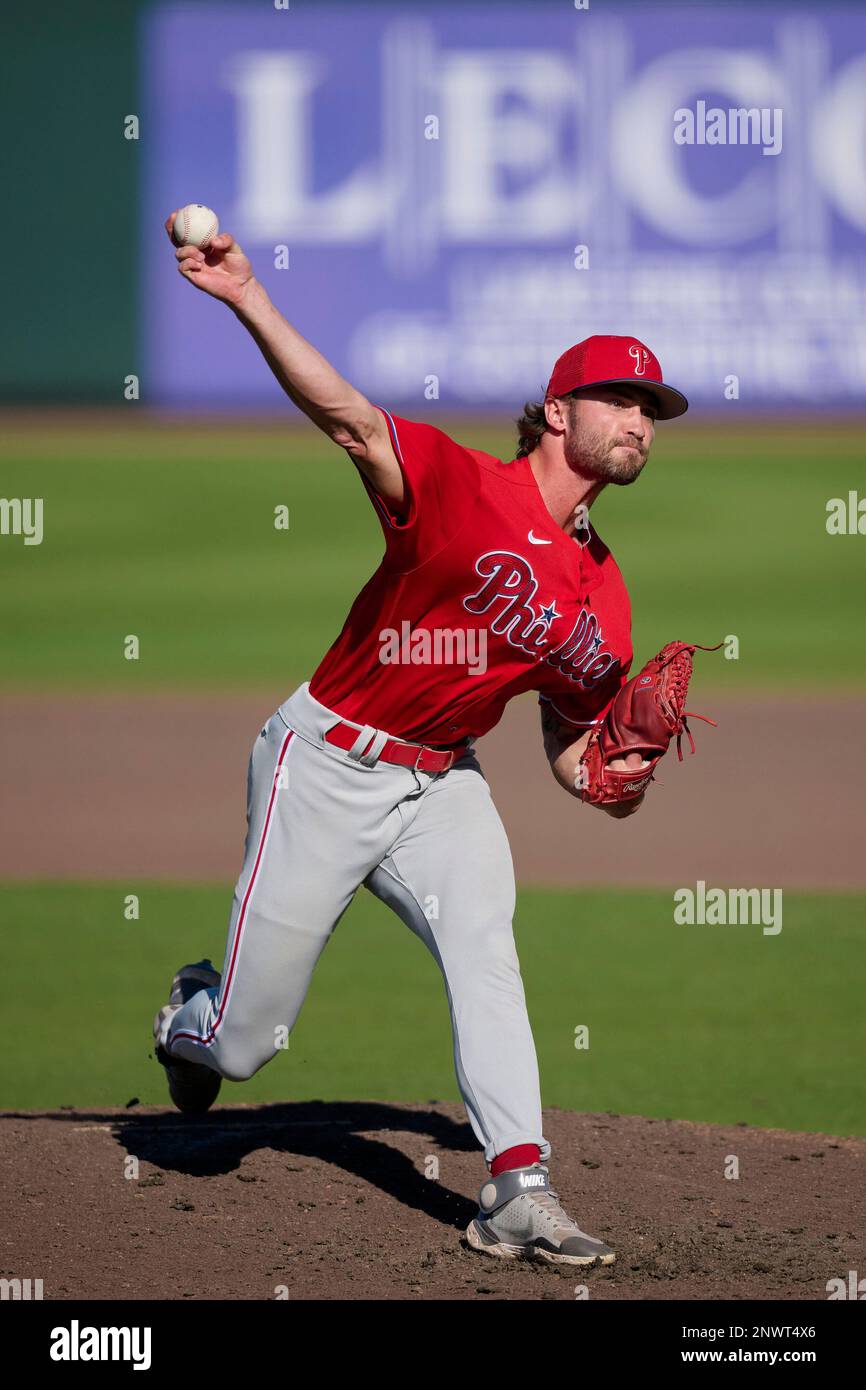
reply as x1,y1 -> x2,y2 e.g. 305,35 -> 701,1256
546,335 -> 688,419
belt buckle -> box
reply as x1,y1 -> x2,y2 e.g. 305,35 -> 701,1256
413,745 -> 428,772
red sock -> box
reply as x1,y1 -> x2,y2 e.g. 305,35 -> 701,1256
490,1144 -> 541,1177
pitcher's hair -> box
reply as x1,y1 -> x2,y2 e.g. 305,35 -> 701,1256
514,400 -> 548,458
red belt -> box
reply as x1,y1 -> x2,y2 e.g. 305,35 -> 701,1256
324,720 -> 463,774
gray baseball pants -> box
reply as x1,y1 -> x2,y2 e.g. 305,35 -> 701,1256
163,680 -> 551,1165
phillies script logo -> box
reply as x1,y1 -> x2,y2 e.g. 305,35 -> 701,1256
462,550 -> 620,688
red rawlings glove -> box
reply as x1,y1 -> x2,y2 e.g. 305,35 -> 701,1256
577,641 -> 720,808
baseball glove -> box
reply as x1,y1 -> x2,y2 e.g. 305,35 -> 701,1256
577,640 -> 721,808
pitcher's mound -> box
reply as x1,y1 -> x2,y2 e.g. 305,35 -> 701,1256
2,1101 -> 862,1300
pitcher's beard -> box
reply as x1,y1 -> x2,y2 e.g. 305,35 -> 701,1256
564,432 -> 647,485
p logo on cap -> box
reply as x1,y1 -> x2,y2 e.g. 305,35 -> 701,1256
628,344 -> 650,377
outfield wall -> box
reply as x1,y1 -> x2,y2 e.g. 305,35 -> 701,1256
3,1 -> 866,407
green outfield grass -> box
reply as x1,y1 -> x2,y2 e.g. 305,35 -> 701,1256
0,416 -> 864,691
2,882 -> 863,1136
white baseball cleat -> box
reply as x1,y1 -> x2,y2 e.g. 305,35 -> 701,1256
152,960 -> 222,1115
465,1163 -> 616,1266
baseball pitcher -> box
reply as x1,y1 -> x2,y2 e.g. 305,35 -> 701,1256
153,213 -> 713,1268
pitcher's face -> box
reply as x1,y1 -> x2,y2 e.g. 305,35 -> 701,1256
562,387 -> 657,485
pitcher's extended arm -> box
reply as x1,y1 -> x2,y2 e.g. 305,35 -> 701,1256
165,210 -> 404,510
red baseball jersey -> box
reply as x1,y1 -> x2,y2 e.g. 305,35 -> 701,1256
308,409 -> 634,745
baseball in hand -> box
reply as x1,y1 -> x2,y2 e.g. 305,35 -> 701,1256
172,204 -> 219,250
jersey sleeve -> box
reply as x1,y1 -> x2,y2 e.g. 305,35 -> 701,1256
354,408 -> 481,571
538,659 -> 632,732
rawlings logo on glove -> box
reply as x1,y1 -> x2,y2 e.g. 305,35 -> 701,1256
578,641 -> 721,809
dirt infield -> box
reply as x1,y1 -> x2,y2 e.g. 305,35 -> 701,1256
1,689 -> 864,887
1,1102 -> 862,1301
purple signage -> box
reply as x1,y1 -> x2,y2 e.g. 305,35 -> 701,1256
143,5 -> 866,408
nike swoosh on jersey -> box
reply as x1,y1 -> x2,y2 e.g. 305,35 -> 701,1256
527,530 -> 552,545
